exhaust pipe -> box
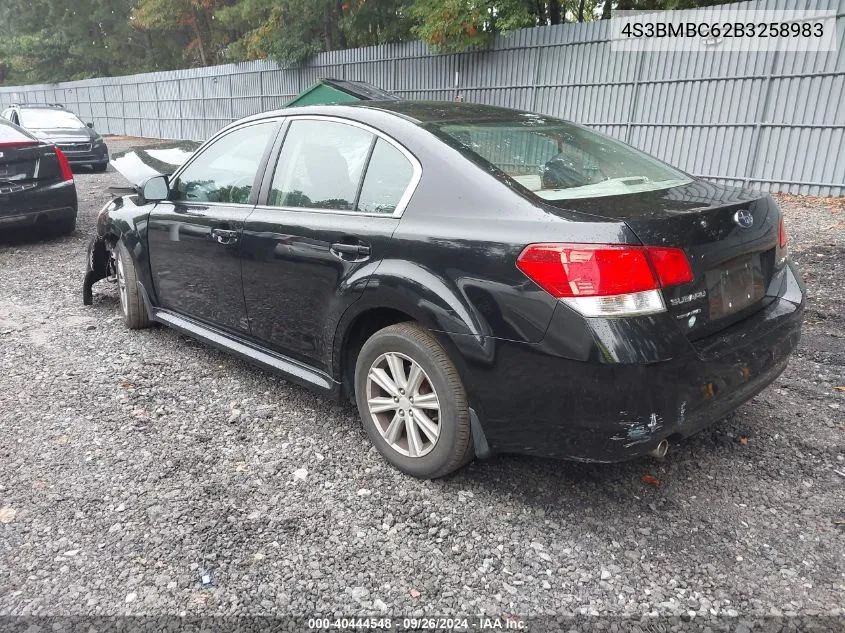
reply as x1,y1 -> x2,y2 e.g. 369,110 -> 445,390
649,439 -> 668,459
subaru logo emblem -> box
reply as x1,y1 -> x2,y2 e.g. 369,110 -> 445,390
734,210 -> 754,228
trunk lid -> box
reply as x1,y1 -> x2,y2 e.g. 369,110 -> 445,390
547,180 -> 781,339
0,144 -> 63,190
0,121 -> 62,189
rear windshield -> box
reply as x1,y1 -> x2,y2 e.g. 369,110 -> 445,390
430,114 -> 692,200
0,120 -> 37,144
19,109 -> 85,130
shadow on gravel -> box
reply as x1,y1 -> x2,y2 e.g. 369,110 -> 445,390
434,415 -> 752,512
71,164 -> 111,175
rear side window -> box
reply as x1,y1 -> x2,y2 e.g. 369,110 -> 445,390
269,120 -> 373,210
172,121 -> 276,204
356,139 -> 414,214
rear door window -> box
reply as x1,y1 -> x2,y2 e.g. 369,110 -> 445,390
269,119 -> 373,210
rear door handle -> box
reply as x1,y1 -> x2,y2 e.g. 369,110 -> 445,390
330,242 -> 370,259
211,228 -> 239,245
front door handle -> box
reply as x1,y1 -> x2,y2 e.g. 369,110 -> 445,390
330,242 -> 370,259
211,228 -> 239,245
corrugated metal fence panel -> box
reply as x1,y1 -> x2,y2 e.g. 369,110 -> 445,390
1,0 -> 843,193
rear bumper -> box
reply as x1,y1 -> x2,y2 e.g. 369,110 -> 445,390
0,206 -> 76,227
0,180 -> 77,228
462,261 -> 806,462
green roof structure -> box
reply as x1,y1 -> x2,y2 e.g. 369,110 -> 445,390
286,78 -> 399,107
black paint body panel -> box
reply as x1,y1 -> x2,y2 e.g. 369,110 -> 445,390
0,139 -> 78,228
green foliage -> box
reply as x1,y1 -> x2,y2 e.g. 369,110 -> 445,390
133,0 -> 237,66
409,0 -> 494,52
0,0 -> 182,83
217,0 -> 414,67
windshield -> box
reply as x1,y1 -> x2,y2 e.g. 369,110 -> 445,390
19,109 -> 86,130
432,115 -> 692,200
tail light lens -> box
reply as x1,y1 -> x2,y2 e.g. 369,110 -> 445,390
0,141 -> 37,148
775,214 -> 789,267
778,216 -> 788,249
516,243 -> 693,317
55,147 -> 74,182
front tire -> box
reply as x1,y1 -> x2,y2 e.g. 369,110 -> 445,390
115,241 -> 151,330
354,322 -> 473,479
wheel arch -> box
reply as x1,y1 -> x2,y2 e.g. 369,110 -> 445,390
335,306 -> 418,402
89,196 -> 157,305
332,288 -> 492,419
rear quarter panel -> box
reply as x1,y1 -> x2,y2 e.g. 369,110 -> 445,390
357,111 -> 640,345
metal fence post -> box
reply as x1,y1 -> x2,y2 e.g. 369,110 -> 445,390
743,50 -> 780,189
228,73 -> 234,124
154,81 -> 161,139
178,77 -> 184,141
531,46 -> 544,113
259,71 -> 265,113
624,49 -> 645,145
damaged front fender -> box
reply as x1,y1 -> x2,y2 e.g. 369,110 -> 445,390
82,193 -> 153,307
82,235 -> 112,305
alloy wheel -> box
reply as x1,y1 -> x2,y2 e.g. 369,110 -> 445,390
116,252 -> 128,316
365,352 -> 441,458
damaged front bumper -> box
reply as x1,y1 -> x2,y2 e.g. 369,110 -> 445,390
466,261 -> 806,461
82,235 -> 112,305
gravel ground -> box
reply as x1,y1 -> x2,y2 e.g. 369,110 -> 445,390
0,137 -> 843,627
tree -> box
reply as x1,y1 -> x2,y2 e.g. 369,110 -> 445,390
0,0 -> 159,83
216,0 -> 413,66
133,0 -> 236,67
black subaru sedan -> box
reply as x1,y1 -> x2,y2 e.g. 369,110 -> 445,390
83,102 -> 805,478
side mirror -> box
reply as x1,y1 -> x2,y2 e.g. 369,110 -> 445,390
86,122 -> 94,128
141,175 -> 169,202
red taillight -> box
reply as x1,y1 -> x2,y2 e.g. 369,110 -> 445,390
55,147 -> 73,182
0,141 -> 37,148
778,216 -> 788,249
516,243 -> 693,298
646,246 -> 695,288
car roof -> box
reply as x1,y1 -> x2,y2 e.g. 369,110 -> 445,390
12,103 -> 68,111
343,101 -> 534,123
238,100 -> 541,127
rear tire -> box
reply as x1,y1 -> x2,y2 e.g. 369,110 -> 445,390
52,214 -> 76,236
354,322 -> 473,479
92,163 -> 108,173
115,241 -> 151,330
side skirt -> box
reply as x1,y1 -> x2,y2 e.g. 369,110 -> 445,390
138,281 -> 338,396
